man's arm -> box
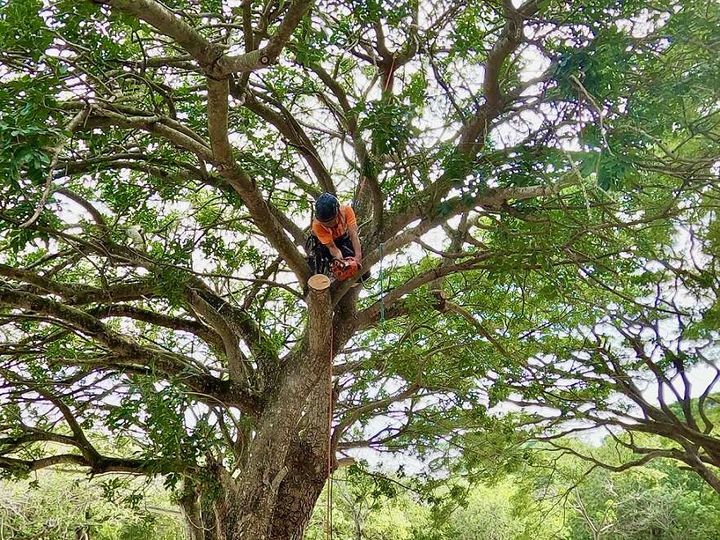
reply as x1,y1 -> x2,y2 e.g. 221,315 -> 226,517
327,241 -> 343,260
348,223 -> 362,264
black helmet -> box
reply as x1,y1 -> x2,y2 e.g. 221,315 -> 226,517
315,193 -> 339,221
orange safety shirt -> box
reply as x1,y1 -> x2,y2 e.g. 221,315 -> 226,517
312,205 -> 357,245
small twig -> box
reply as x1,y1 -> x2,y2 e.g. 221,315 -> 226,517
569,74 -> 613,155
21,106 -> 91,229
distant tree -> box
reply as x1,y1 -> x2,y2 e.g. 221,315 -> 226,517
304,467 -> 435,540
534,441 -> 720,539
0,471 -> 184,540
0,0 -> 718,538
305,469 -> 564,540
445,480 -> 560,540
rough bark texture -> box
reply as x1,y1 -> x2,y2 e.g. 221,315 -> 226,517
204,278 -> 336,539
267,384 -> 332,540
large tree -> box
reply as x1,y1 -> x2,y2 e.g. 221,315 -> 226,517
0,0 -> 717,538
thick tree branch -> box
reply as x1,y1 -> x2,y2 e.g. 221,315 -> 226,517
239,87 -> 335,193
382,0 -> 541,238
89,304 -> 225,352
187,283 -> 281,384
60,102 -> 214,160
384,175 -> 575,244
186,288 -> 250,384
207,78 -> 310,282
96,0 -> 312,76
0,452 -> 187,475
355,254 -> 494,325
0,286 -> 263,415
333,383 -> 420,445
0,265 -> 158,306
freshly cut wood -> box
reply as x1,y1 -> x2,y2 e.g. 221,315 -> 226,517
308,274 -> 331,291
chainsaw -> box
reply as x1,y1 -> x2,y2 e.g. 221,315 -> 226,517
330,257 -> 360,281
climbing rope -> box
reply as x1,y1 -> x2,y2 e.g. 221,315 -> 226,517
325,324 -> 334,540
379,242 -> 385,324
383,55 -> 396,94
325,241 -> 385,539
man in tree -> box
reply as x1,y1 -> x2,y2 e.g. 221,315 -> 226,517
309,192 -> 367,281
0,1 -> 718,539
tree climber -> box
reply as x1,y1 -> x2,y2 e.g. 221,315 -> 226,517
307,193 -> 369,281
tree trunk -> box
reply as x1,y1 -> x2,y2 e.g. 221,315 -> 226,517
200,491 -> 220,540
208,275 -> 336,539
208,398 -> 331,539
267,373 -> 334,540
266,437 -> 328,540
200,373 -> 332,540
353,511 -> 364,540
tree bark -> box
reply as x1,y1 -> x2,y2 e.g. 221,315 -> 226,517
266,436 -> 327,540
267,368 -> 335,540
208,275 -> 334,539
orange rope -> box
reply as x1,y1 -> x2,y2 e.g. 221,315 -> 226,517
383,55 -> 396,94
325,325 -> 334,540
